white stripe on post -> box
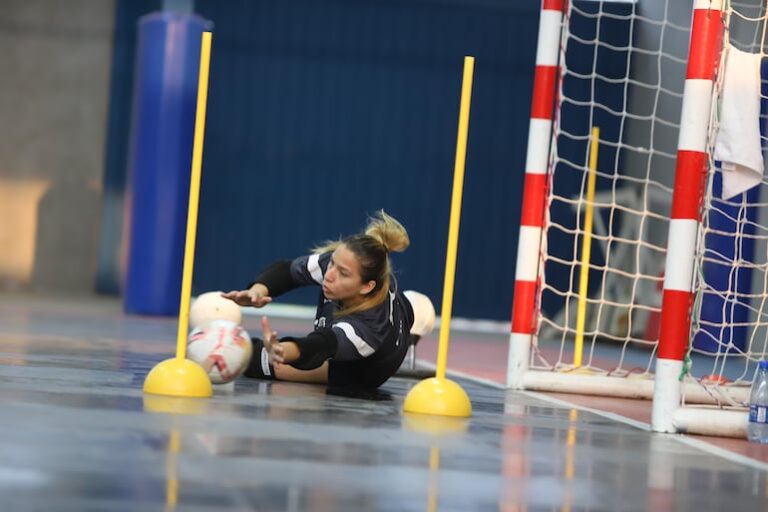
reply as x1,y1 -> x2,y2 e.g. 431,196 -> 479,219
651,358 -> 684,432
663,219 -> 699,292
535,10 -> 563,67
525,118 -> 553,175
677,80 -> 714,153
694,0 -> 722,9
507,332 -> 532,389
515,226 -> 542,281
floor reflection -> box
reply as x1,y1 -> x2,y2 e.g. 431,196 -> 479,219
0,295 -> 766,510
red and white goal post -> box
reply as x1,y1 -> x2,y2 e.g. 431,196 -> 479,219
508,0 -> 768,438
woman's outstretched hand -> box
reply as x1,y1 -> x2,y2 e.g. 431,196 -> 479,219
221,284 -> 272,308
261,316 -> 284,366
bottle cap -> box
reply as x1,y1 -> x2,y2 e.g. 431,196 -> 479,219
760,360 -> 768,370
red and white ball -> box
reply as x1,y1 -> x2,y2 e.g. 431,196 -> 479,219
187,320 -> 253,384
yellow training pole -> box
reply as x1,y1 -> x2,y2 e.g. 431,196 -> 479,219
435,56 -> 474,380
403,56 -> 474,418
143,32 -> 214,398
573,126 -> 600,367
175,31 -> 212,361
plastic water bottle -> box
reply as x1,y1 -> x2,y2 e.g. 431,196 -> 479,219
748,360 -> 768,443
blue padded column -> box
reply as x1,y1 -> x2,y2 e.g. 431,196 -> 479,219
123,12 -> 212,315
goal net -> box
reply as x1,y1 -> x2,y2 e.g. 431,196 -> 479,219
509,0 -> 768,438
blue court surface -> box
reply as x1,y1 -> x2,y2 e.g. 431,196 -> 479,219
1,294 -> 766,511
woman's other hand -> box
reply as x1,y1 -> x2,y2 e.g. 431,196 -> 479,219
261,316 -> 284,366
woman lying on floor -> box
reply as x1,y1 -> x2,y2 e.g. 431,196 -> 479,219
223,210 -> 429,389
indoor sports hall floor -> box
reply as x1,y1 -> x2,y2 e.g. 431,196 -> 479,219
1,293 -> 767,511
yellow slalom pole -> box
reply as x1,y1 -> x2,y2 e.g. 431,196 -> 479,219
402,56 -> 473,418
175,31 -> 212,361
574,127 -> 600,367
143,32 -> 214,398
435,55 -> 474,380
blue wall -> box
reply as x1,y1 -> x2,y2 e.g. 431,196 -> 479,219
104,0 -> 540,320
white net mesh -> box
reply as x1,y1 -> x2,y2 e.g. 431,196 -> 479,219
533,0 -> 766,411
534,0 -> 686,377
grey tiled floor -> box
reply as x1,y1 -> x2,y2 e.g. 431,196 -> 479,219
0,294 -> 766,511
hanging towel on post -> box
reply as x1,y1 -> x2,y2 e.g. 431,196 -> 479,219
714,45 -> 763,200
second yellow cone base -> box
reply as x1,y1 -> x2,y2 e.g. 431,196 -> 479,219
403,377 -> 472,417
143,394 -> 210,415
143,358 -> 213,398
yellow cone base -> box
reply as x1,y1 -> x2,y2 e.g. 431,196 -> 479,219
143,394 -> 210,415
403,377 -> 472,417
143,358 -> 213,398
402,413 -> 469,435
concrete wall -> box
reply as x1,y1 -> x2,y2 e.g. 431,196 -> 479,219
0,1 -> 115,293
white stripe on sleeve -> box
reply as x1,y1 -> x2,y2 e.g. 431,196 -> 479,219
260,347 -> 271,376
333,322 -> 375,357
307,254 -> 324,285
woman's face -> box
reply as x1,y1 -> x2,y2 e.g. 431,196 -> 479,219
322,245 -> 375,304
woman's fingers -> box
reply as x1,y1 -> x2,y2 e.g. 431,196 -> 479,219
221,290 -> 239,302
260,318 -> 283,364
255,296 -> 272,307
222,290 -> 251,306
222,289 -> 271,308
250,290 -> 272,307
271,341 -> 284,365
261,316 -> 272,344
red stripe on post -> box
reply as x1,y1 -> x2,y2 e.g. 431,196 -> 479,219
512,280 -> 538,334
542,0 -> 564,11
670,150 -> 707,220
658,289 -> 693,361
520,173 -> 547,227
686,8 -> 723,80
531,66 -> 557,120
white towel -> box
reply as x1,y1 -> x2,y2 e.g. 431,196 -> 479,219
713,45 -> 763,200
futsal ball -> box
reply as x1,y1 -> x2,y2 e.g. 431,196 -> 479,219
189,291 -> 242,328
187,320 -> 253,384
404,290 -> 436,337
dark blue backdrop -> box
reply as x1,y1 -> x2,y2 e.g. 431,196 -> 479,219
102,0 -> 539,320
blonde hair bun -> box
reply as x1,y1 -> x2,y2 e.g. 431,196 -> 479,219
365,210 -> 409,253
